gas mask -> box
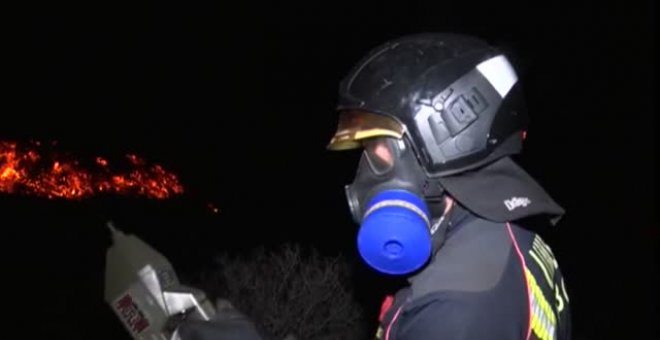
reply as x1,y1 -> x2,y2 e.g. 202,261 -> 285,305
346,136 -> 444,275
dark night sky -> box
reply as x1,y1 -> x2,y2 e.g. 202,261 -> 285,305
4,1 -> 657,339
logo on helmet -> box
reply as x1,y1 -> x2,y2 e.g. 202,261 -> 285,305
504,196 -> 531,211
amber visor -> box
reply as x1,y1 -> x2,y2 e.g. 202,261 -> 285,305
326,110 -> 406,150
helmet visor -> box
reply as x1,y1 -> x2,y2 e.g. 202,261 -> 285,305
326,110 -> 405,150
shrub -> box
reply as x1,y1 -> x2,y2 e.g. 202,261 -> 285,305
197,243 -> 369,340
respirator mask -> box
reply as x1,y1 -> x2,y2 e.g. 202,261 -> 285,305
346,136 -> 445,275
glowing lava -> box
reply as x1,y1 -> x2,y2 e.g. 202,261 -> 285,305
0,140 -> 184,200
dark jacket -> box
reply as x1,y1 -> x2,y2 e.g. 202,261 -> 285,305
375,206 -> 571,340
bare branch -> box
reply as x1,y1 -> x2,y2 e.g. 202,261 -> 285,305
197,243 -> 369,340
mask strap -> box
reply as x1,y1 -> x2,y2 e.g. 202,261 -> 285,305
429,196 -> 455,253
430,196 -> 454,235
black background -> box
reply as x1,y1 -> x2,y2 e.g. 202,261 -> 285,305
4,1 -> 657,339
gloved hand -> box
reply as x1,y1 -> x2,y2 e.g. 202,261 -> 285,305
176,318 -> 264,340
175,299 -> 265,340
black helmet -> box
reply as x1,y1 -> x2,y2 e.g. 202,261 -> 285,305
327,33 -> 528,177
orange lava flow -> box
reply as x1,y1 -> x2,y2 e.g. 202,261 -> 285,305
0,141 -> 184,200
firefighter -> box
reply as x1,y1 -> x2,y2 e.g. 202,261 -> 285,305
326,32 -> 572,340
